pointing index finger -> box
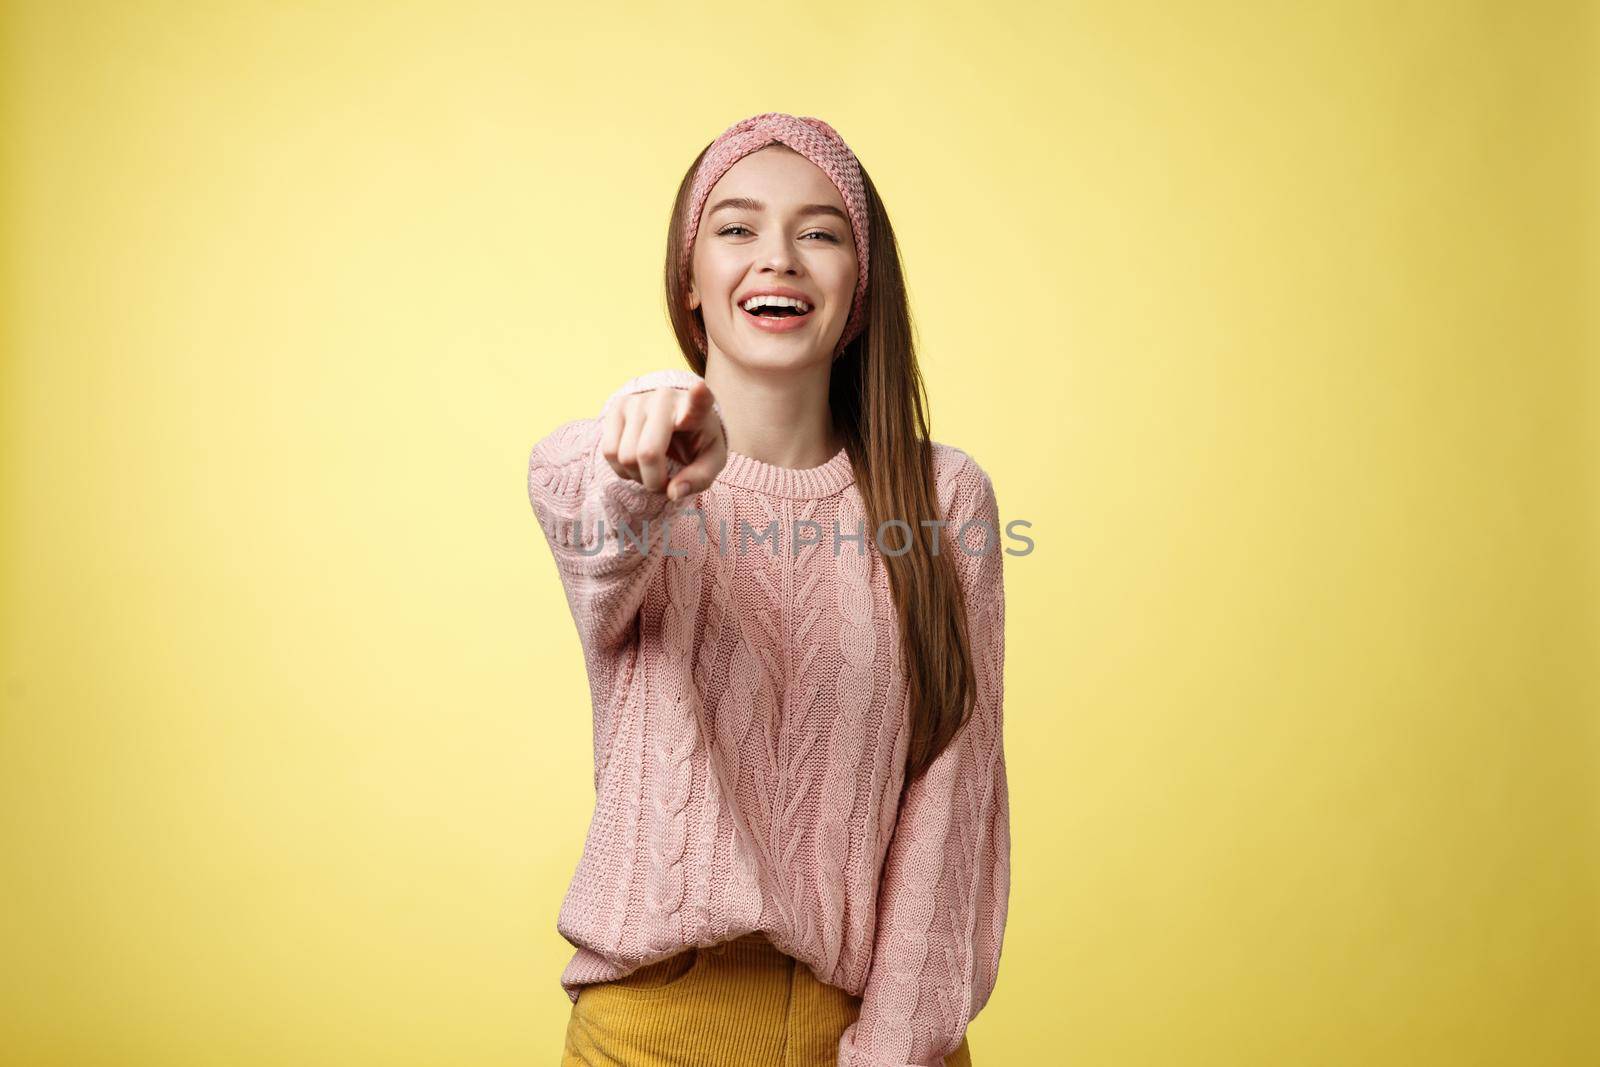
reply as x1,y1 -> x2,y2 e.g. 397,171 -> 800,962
673,380 -> 716,431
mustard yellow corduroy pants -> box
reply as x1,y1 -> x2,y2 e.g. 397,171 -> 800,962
561,931 -> 973,1066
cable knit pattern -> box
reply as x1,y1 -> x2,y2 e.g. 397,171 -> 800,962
644,500 -> 702,938
527,367 -> 1010,1067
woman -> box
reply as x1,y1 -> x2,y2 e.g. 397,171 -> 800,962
528,112 -> 1009,1067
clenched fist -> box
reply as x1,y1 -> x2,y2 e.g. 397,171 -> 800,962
602,381 -> 728,501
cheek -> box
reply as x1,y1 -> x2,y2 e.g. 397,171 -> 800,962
830,260 -> 858,303
695,255 -> 742,302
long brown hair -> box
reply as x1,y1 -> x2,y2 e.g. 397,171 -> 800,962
663,142 -> 977,786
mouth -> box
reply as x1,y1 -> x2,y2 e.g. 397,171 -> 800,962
738,298 -> 816,334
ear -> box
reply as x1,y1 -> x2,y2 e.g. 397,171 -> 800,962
687,279 -> 700,311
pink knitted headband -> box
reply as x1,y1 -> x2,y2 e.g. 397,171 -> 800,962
680,112 -> 870,360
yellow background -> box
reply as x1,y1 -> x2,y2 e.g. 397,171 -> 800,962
3,1 -> 1596,1063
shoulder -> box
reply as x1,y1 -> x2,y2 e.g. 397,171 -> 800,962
529,416 -> 602,472
929,439 -> 985,477
928,439 -> 997,521
527,417 -> 607,515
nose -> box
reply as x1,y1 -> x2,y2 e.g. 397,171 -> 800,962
758,231 -> 801,274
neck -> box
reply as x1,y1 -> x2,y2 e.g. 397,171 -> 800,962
703,351 -> 843,468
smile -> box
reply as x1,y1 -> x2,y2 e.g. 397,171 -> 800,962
739,301 -> 815,334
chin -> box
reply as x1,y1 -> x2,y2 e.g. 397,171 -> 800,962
711,323 -> 841,369
721,346 -> 818,373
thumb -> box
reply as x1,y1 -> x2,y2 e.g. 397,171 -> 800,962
667,433 -> 727,500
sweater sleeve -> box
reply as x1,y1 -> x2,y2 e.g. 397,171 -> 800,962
837,458 -> 1011,1067
525,368 -> 711,659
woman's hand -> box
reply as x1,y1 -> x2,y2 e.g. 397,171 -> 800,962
601,381 -> 727,501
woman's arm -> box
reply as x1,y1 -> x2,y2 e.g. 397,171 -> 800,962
525,368 -> 711,658
838,456 -> 1011,1067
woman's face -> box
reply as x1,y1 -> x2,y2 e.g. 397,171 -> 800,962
688,145 -> 858,370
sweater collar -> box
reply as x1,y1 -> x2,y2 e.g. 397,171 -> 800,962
715,444 -> 856,499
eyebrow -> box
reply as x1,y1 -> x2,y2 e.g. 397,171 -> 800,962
707,196 -> 849,224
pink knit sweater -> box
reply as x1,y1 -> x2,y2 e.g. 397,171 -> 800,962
526,368 -> 1010,1067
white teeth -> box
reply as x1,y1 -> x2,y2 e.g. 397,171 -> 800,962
741,294 -> 812,313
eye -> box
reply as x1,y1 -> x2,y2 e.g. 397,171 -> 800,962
714,224 -> 840,243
